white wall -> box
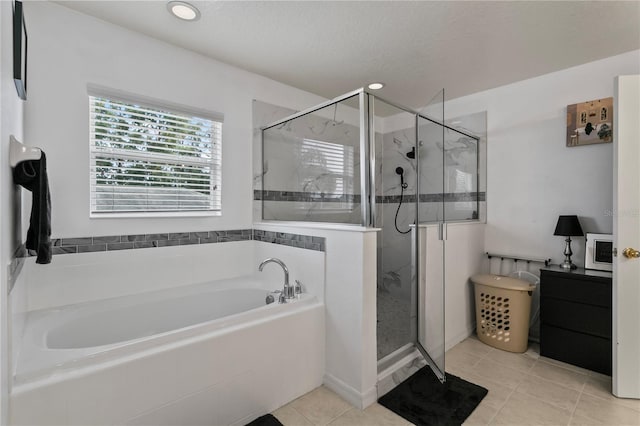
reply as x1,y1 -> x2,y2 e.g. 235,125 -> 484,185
446,50 -> 640,268
23,1 -> 327,238
1,1 -> 25,423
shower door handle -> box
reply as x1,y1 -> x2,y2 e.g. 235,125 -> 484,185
438,222 -> 447,241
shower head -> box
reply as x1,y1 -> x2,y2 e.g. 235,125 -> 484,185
395,167 -> 406,189
406,147 -> 416,159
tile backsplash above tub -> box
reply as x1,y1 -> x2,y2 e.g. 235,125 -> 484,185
28,228 -> 325,258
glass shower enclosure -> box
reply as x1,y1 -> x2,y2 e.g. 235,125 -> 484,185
261,88 -> 480,382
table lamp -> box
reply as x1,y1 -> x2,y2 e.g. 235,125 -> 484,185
554,215 -> 584,270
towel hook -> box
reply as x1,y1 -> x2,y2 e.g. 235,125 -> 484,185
9,135 -> 42,167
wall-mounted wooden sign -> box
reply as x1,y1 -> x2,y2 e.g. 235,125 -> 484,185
566,98 -> 613,147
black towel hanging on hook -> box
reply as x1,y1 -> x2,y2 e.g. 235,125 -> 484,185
13,152 -> 52,264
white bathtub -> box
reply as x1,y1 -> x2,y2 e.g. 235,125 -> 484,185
11,277 -> 325,425
48,288 -> 271,349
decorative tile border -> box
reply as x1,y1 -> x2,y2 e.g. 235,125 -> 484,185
254,229 -> 325,251
22,229 -> 325,259
256,190 -> 486,203
255,190 -> 361,204
50,229 -> 254,255
379,192 -> 487,203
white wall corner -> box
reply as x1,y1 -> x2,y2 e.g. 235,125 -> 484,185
445,323 -> 476,353
322,373 -> 376,410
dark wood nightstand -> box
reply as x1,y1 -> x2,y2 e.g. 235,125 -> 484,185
540,266 -> 612,375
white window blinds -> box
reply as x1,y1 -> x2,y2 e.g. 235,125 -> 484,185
89,95 -> 222,214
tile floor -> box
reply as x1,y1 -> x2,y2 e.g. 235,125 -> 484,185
272,335 -> 640,425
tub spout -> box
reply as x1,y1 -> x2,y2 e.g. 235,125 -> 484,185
258,258 -> 293,301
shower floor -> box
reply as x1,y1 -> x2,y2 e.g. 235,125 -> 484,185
377,291 -> 411,360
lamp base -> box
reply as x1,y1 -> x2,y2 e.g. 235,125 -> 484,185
560,237 -> 578,270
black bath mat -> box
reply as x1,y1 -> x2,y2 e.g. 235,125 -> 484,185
245,413 -> 283,426
378,367 -> 488,426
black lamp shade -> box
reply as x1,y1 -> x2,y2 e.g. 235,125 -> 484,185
554,215 -> 584,236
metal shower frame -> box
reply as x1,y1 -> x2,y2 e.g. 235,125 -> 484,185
261,87 -> 481,382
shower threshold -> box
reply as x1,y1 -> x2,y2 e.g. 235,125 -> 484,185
376,343 -> 428,398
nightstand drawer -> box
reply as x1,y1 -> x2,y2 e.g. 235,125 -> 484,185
541,298 -> 611,338
541,324 -> 611,375
540,273 -> 611,308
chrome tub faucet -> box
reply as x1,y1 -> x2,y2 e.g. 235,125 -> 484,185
258,258 -> 295,301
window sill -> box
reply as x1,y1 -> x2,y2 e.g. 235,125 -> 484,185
90,211 -> 222,219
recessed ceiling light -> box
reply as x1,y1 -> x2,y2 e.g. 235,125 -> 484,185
368,82 -> 385,90
167,1 -> 200,21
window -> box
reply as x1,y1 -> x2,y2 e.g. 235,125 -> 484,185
89,94 -> 222,215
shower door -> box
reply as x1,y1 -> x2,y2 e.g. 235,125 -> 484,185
373,96 -> 419,363
415,89 -> 446,382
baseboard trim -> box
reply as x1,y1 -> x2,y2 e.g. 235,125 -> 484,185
323,374 -> 376,409
446,323 -> 476,352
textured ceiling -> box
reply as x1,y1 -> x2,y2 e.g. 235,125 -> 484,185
55,1 -> 640,109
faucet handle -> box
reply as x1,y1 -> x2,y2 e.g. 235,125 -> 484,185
294,280 -> 303,297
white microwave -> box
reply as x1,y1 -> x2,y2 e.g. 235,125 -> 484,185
585,233 -> 613,272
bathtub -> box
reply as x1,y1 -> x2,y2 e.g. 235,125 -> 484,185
11,277 -> 325,425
